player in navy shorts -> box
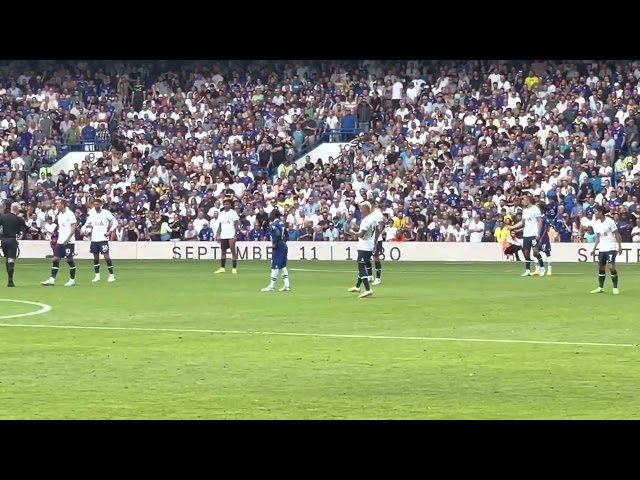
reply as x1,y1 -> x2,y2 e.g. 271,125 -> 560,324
261,209 -> 291,292
42,199 -> 78,286
533,205 -> 553,276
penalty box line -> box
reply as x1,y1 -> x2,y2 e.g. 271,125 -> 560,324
0,322 -> 637,349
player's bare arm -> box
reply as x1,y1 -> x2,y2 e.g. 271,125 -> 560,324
373,222 -> 383,243
509,220 -> 524,231
64,222 -> 77,245
615,230 -> 623,255
107,218 -> 116,238
215,223 -> 222,242
592,233 -> 601,254
536,217 -> 542,241
352,228 -> 367,239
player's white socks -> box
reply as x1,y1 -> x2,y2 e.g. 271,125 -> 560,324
269,269 -> 278,288
280,268 -> 290,288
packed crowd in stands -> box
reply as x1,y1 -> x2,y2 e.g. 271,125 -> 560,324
2,59 -> 640,246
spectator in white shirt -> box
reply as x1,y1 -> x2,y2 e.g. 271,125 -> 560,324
10,152 -> 25,171
466,213 -> 485,243
324,223 -> 339,241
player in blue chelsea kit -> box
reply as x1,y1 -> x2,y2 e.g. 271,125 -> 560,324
532,204 -> 553,276
261,209 -> 291,292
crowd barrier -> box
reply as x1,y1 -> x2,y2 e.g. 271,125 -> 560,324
9,241 -> 640,263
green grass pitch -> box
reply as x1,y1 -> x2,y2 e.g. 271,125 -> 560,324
0,259 -> 638,419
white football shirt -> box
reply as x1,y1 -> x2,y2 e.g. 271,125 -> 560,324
57,208 -> 77,244
358,213 -> 378,252
218,209 -> 239,239
522,205 -> 542,237
86,209 -> 115,242
595,217 -> 619,251
370,209 -> 385,240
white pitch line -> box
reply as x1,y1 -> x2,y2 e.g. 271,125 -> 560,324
0,322 -> 636,348
0,299 -> 52,320
289,268 -> 585,275
14,264 -> 590,275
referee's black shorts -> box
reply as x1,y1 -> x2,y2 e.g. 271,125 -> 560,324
1,238 -> 19,259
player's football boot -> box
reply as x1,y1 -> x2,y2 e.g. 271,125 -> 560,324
521,270 -> 531,277
532,270 -> 540,276
348,287 -> 360,292
372,279 -> 381,286
590,287 -> 604,294
92,275 -> 101,283
214,268 -> 226,274
64,279 -> 76,287
613,288 -> 620,295
108,274 -> 115,283
232,268 -> 238,274
539,268 -> 546,277
261,286 -> 275,292
7,281 -> 15,288
358,290 -> 373,298
41,278 -> 55,286
546,267 -> 553,276
279,287 -> 291,292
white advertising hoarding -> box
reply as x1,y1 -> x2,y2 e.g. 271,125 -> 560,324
9,241 -> 640,263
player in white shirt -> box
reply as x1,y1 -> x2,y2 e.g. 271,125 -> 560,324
508,194 -> 545,276
42,199 -> 78,287
368,200 -> 386,285
83,199 -> 117,283
590,206 -> 622,295
214,198 -> 240,274
345,201 -> 377,298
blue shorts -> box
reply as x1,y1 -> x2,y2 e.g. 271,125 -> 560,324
357,249 -> 373,263
539,240 -> 551,256
598,250 -> 617,266
271,246 -> 288,269
523,236 -> 537,251
54,243 -> 76,259
90,241 -> 110,255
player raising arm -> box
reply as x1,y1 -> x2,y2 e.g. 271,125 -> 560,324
261,209 -> 291,292
214,198 -> 239,274
42,199 -> 78,287
0,202 -> 38,287
85,198 -> 117,283
346,201 -> 376,298
508,195 -> 545,276
590,206 -> 623,295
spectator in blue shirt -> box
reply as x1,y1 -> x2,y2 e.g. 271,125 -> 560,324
81,123 -> 97,151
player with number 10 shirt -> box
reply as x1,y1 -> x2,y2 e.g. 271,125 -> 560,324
41,199 -> 78,287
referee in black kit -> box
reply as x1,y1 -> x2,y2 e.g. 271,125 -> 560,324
0,202 -> 36,287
